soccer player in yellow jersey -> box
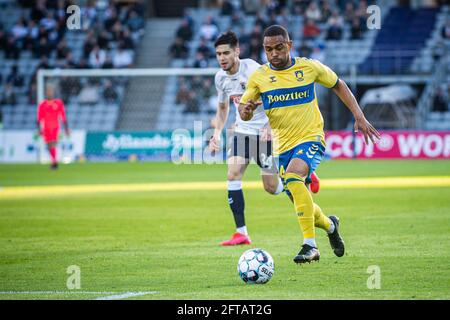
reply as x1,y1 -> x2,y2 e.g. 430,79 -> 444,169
239,25 -> 380,264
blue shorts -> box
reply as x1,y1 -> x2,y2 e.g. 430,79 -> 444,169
275,141 -> 325,188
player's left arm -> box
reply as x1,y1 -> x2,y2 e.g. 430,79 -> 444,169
332,79 -> 380,145
313,59 -> 380,144
58,100 -> 70,136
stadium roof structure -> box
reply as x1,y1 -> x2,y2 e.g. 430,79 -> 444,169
360,85 -> 418,129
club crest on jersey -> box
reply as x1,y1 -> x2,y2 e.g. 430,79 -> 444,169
269,76 -> 277,83
295,70 -> 304,81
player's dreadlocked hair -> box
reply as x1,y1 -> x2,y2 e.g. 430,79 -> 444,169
214,30 -> 239,48
263,25 -> 290,41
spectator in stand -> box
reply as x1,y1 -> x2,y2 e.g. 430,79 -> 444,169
83,30 -> 97,59
320,1 -> 333,23
298,41 -> 313,58
28,82 -> 37,104
254,12 -> 268,31
230,11 -> 244,30
127,10 -> 145,32
267,12 -> 279,27
11,17 -> 28,45
355,0 -> 369,26
243,0 -> 260,14
33,37 -> 51,58
5,35 -> 21,59
291,0 -> 309,15
442,20 -> 450,39
81,1 -> 97,30
30,0 -> 47,22
56,39 -> 69,59
305,2 -> 322,22
169,37 -> 189,59
89,45 -> 106,68
303,18 -> 321,40
113,43 -> 133,68
183,91 -> 200,114
196,38 -> 214,59
0,26 -> 6,52
266,0 -> 283,16
221,0 -> 236,16
176,82 -> 190,105
102,55 -> 114,69
350,17 -> 362,39
64,52 -> 77,68
176,18 -> 193,42
104,5 -> 119,31
278,7 -> 291,29
97,30 -> 111,50
344,2 -> 356,24
327,10 -> 344,40
40,11 -> 57,32
6,65 -> 25,88
24,20 -> 39,51
181,8 -> 195,34
121,28 -> 135,50
0,83 -> 17,106
199,16 -> 219,42
249,37 -> 262,61
432,86 -> 448,114
193,52 -> 209,68
103,79 -> 118,103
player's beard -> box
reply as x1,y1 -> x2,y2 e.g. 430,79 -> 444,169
223,60 -> 235,72
270,56 -> 290,69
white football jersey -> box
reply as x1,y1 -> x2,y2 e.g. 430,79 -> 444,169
215,58 -> 268,135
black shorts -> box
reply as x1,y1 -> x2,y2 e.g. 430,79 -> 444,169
228,132 -> 278,174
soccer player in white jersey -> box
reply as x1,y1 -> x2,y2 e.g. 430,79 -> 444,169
209,31 -> 319,246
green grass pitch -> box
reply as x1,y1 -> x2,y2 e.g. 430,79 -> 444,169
0,160 -> 449,299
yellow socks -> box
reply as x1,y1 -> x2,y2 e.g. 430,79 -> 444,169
313,203 -> 332,232
285,172 -> 333,246
285,172 -> 315,240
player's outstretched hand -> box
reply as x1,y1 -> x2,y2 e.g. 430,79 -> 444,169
239,100 -> 262,121
209,135 -> 221,152
354,116 -> 381,145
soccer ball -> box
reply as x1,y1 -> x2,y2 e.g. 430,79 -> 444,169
237,248 -> 274,284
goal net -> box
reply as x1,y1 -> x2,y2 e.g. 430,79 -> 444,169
36,67 -> 230,162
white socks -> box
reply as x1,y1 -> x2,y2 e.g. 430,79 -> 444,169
327,219 -> 335,234
236,226 -> 248,236
228,180 -> 242,190
273,177 -> 285,195
303,238 -> 317,248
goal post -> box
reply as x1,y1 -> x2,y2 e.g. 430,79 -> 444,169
36,67 -> 223,163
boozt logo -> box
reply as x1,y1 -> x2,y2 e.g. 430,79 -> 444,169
267,90 -> 310,104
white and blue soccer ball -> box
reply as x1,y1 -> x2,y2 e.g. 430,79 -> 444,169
237,248 -> 274,284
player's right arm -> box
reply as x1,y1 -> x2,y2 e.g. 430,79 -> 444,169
209,100 -> 229,152
238,72 -> 261,121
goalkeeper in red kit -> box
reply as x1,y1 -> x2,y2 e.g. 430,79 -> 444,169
37,84 -> 70,169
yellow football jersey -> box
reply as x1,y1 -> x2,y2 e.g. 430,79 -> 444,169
240,57 -> 339,155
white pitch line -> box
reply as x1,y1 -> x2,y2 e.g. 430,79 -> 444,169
0,291 -> 158,300
95,291 -> 158,300
0,291 -> 116,295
